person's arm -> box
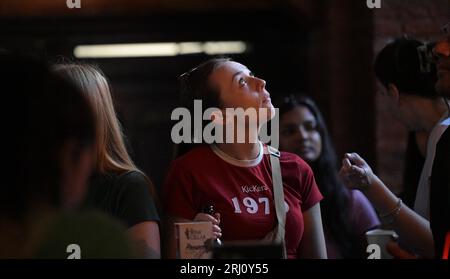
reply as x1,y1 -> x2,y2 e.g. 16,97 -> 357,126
364,176 -> 433,257
386,241 -> 417,259
116,172 -> 161,258
298,203 -> 327,259
127,221 -> 161,259
340,152 -> 434,258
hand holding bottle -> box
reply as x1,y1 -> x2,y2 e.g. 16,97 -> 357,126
194,206 -> 222,241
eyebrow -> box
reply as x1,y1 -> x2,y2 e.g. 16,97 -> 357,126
231,71 -> 244,83
282,123 -> 298,129
282,119 -> 316,127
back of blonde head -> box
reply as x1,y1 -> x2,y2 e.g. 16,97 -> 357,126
53,63 -> 136,174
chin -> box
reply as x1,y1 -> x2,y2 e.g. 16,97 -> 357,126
258,105 -> 275,121
297,152 -> 315,163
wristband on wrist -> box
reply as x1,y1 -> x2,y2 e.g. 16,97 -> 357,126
379,198 -> 402,225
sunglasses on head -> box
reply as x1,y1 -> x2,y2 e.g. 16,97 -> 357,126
178,66 -> 199,81
417,42 -> 436,73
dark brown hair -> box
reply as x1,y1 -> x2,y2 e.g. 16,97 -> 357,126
279,94 -> 364,258
179,57 -> 231,110
175,58 -> 231,157
375,37 -> 439,99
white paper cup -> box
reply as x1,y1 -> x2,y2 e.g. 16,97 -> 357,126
366,229 -> 399,259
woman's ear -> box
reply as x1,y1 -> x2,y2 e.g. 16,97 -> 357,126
387,83 -> 400,103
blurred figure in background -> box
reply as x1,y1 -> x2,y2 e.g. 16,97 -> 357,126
401,132 -> 426,208
429,22 -> 450,259
374,37 -> 449,220
0,52 -> 132,258
340,34 -> 450,258
278,94 -> 380,258
54,63 -> 161,258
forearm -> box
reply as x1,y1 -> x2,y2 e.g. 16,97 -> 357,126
364,176 -> 434,257
127,221 -> 161,259
298,236 -> 327,259
298,204 -> 327,259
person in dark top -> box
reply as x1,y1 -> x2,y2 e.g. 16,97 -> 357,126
34,211 -> 134,259
374,38 -> 448,220
86,171 -> 159,228
0,52 -> 133,258
278,95 -> 380,258
387,23 -> 450,259
53,63 -> 160,258
430,128 -> 450,259
430,21 -> 450,259
341,32 -> 450,258
401,132 -> 426,208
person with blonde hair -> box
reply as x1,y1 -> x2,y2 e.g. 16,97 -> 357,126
53,63 -> 160,258
0,53 -> 134,259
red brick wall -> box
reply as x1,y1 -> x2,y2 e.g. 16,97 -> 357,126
308,0 -> 376,170
304,0 -> 448,194
373,0 -> 449,193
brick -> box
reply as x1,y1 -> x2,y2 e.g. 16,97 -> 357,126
404,18 -> 443,36
375,19 -> 404,37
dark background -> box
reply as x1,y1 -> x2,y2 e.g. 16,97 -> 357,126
1,0 -> 448,194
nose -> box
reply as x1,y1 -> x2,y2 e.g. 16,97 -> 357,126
253,77 -> 266,92
434,39 -> 450,58
297,125 -> 309,140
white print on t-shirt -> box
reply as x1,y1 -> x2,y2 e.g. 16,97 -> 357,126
241,185 -> 269,194
231,197 -> 290,215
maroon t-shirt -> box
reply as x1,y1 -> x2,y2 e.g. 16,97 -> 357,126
163,144 -> 323,258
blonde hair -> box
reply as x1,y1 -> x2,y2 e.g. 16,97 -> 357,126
53,63 -> 136,174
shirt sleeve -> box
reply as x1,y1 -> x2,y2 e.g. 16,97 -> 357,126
162,159 -> 198,220
297,158 -> 323,212
349,190 -> 381,235
116,171 -> 160,228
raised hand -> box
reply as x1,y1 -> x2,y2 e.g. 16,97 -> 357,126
339,152 -> 375,191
